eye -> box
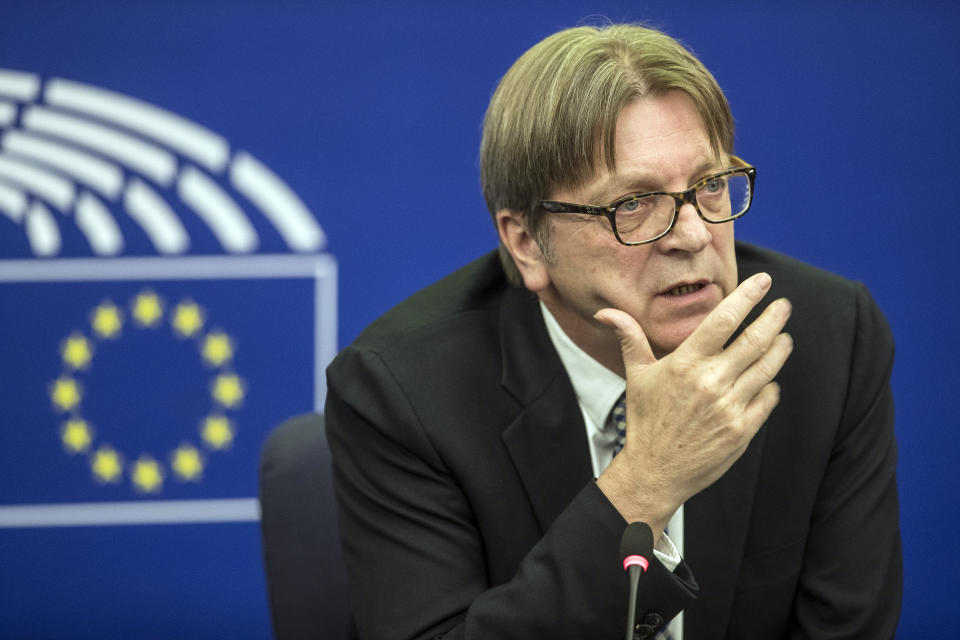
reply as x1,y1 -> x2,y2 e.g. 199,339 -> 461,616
703,177 -> 725,193
616,196 -> 658,216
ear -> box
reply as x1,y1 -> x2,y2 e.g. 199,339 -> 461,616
496,209 -> 551,292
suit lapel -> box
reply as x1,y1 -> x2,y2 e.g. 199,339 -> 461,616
497,286 -> 594,532
501,379 -> 593,531
684,417 -> 769,638
683,248 -> 777,637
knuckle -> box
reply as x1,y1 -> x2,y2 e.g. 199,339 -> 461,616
695,370 -> 723,397
752,357 -> 775,382
716,416 -> 745,446
670,353 -> 697,375
713,306 -> 741,334
741,326 -> 769,354
720,401 -> 741,428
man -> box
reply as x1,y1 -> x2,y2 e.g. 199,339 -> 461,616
325,23 -> 901,639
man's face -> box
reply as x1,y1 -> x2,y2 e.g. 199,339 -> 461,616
527,90 -> 738,366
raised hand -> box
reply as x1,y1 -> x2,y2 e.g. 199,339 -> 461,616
594,272 -> 793,537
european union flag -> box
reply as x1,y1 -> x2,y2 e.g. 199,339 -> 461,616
0,254 -> 335,637
0,254 -> 335,514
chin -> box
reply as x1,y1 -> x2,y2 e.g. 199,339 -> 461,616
649,335 -> 685,359
648,321 -> 701,358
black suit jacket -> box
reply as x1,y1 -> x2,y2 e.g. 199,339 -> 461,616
325,242 -> 902,639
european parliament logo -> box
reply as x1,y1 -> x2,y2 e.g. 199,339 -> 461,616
0,69 -> 336,528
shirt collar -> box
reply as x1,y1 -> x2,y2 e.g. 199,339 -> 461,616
539,301 -> 625,435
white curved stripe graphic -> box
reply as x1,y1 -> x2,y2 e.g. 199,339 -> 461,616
23,106 -> 176,186
25,201 -> 60,256
230,151 -> 324,251
0,100 -> 16,126
0,498 -> 259,527
2,130 -> 124,199
0,180 -> 27,222
76,191 -> 123,255
0,69 -> 39,101
0,70 -> 330,258
46,79 -> 230,172
0,153 -> 75,210
124,178 -> 188,254
178,166 -> 258,253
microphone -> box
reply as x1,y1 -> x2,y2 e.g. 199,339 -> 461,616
620,522 -> 654,640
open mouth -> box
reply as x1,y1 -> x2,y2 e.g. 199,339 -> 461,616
665,283 -> 706,296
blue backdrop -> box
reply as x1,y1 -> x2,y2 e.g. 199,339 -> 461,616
0,1 -> 957,637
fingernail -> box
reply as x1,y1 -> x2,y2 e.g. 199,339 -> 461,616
755,272 -> 772,289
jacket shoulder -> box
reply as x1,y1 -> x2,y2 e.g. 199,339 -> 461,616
736,241 -> 855,303
350,251 -> 510,354
736,240 -> 893,387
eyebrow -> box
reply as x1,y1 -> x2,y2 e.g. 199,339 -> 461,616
586,159 -> 724,204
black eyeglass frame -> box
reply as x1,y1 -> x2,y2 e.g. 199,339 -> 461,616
539,160 -> 757,246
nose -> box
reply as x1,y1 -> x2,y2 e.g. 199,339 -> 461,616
658,202 -> 712,253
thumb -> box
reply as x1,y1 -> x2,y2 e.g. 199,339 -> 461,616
594,308 -> 657,372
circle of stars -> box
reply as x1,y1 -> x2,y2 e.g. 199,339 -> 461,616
49,288 -> 246,494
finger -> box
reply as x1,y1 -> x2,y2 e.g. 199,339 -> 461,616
594,308 -> 657,373
734,332 -> 793,400
684,272 -> 772,356
721,297 -> 792,374
743,380 -> 782,434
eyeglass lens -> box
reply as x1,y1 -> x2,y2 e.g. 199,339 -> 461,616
614,171 -> 751,243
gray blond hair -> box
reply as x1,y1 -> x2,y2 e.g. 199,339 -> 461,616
480,23 -> 735,285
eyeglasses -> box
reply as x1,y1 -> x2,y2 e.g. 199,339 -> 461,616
539,159 -> 756,246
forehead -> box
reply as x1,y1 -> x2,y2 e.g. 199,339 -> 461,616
576,91 -> 721,203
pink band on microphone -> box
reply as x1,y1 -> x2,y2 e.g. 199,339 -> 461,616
622,555 -> 649,572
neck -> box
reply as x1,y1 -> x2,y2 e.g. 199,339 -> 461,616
540,297 -> 627,378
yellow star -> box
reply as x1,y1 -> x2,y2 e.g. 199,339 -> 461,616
131,290 -> 163,328
171,300 -> 205,338
60,332 -> 94,370
201,331 -> 234,367
211,373 -> 245,408
201,415 -> 235,450
170,444 -> 204,481
60,418 -> 94,453
90,445 -> 123,484
49,376 -> 82,412
131,455 -> 164,493
90,301 -> 123,339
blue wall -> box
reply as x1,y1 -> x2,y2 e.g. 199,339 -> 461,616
0,1 -> 956,637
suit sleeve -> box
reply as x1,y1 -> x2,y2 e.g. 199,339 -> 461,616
787,283 -> 902,639
325,346 -> 697,640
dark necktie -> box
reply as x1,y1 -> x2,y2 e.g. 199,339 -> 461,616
611,392 -> 627,457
